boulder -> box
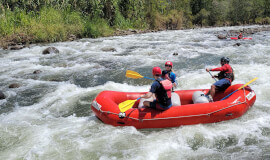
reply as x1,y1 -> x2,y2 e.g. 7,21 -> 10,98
233,43 -> 241,47
128,29 -> 137,33
217,34 -> 227,39
42,47 -> 60,55
68,34 -> 76,41
9,83 -> 21,88
147,52 -> 155,56
0,91 -> 5,99
33,70 -> 42,74
101,47 -> 117,52
9,44 -> 25,50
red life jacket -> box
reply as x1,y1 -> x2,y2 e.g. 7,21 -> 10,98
155,79 -> 172,106
238,35 -> 243,39
217,64 -> 234,82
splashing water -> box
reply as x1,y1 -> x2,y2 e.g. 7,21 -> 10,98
0,25 -> 270,159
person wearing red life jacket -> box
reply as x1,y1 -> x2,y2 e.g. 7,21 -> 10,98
238,32 -> 243,39
206,57 -> 234,102
141,67 -> 173,110
162,61 -> 178,89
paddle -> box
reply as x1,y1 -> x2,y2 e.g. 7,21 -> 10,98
119,70 -> 152,112
126,70 -> 155,80
221,77 -> 258,100
208,71 -> 217,82
119,97 -> 141,112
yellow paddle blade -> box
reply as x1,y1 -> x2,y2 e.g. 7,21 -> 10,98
126,70 -> 144,79
119,99 -> 137,112
238,77 -> 258,90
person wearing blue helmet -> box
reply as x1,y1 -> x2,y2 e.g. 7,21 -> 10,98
206,57 -> 234,102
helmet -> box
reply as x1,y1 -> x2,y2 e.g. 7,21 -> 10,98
165,61 -> 173,67
220,57 -> 230,63
152,67 -> 162,76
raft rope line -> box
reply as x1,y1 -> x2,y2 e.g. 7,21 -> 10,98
97,88 -> 250,121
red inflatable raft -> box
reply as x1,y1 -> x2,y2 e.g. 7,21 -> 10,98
91,84 -> 256,129
230,37 -> 252,40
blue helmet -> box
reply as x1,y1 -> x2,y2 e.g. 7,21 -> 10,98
220,57 -> 230,63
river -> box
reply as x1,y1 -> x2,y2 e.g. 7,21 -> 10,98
0,25 -> 270,159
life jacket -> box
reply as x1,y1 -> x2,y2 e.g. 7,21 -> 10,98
217,66 -> 234,82
155,79 -> 172,106
162,70 -> 172,81
238,35 -> 243,39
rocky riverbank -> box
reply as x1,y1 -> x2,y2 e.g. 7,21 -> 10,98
0,29 -> 159,51
1,25 -> 270,51
0,33 -> 77,50
216,25 -> 270,39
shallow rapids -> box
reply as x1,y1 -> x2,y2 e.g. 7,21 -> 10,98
0,25 -> 270,159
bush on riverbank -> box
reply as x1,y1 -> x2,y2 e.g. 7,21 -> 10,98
84,18 -> 113,38
0,7 -> 115,47
0,8 -> 83,45
0,0 -> 270,48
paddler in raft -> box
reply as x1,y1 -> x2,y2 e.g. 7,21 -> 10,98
162,61 -> 178,90
238,32 -> 243,39
205,57 -> 234,102
140,67 -> 173,110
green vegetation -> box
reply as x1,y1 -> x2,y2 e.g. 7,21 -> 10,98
0,0 -> 270,46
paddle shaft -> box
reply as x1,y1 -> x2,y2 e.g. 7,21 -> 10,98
208,71 -> 217,82
221,77 -> 258,100
144,76 -> 155,80
221,90 -> 238,100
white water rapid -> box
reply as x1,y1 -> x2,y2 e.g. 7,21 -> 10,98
0,25 -> 270,159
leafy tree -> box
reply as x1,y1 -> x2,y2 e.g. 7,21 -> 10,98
249,0 -> 265,23
208,0 -> 229,26
264,0 -> 270,17
228,0 -> 253,24
195,8 -> 210,26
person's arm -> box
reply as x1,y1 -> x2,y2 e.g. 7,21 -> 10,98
173,81 -> 177,88
171,73 -> 177,87
207,65 -> 227,72
211,67 -> 224,71
206,68 -> 218,78
141,92 -> 153,99
141,82 -> 157,99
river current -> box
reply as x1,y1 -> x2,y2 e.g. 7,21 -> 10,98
0,25 -> 270,159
